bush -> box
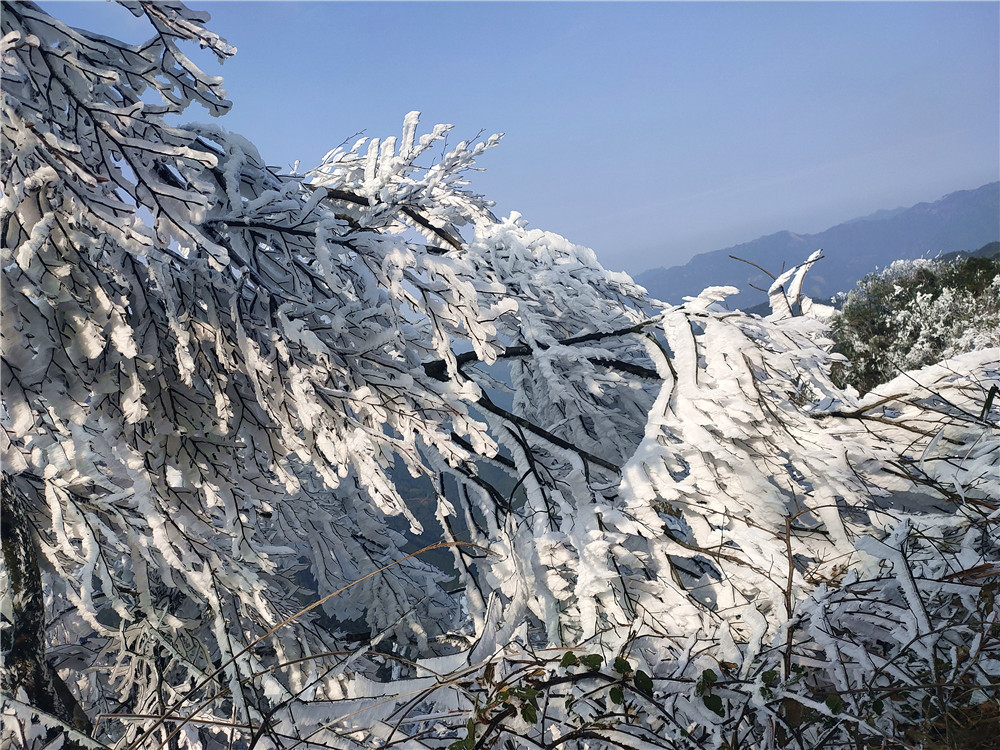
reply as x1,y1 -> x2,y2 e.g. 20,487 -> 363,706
831,252 -> 1000,392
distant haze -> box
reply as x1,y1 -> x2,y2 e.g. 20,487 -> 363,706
43,1 -> 1000,275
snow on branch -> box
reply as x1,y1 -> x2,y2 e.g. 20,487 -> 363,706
2,3 -> 997,749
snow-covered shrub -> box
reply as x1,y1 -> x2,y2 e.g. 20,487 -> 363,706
831,254 -> 1000,392
362,514 -> 999,750
317,348 -> 999,750
2,4 -> 998,750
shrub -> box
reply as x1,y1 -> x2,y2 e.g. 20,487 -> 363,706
831,253 -> 1000,392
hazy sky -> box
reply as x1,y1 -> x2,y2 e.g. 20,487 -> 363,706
45,1 -> 1000,275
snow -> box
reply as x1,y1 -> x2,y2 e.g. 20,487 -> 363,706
3,3 -> 997,749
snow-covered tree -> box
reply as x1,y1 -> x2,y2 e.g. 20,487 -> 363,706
2,3 -> 997,750
831,253 -> 1000,392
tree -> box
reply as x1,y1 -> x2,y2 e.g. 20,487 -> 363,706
2,3 -> 998,749
830,252 -> 1000,393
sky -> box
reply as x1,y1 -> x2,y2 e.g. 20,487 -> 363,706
44,1 -> 1000,276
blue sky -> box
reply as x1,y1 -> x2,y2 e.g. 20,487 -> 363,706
45,1 -> 999,275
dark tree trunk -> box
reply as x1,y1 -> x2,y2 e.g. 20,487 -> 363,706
2,474 -> 93,745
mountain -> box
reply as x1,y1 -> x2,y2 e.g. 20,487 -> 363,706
634,182 -> 1000,309
938,240 -> 1000,264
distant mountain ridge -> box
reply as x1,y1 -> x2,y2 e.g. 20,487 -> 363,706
635,182 -> 1000,309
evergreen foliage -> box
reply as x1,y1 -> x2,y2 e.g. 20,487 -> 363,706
830,249 -> 1000,392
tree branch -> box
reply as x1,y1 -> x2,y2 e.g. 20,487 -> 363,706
323,188 -> 464,251
423,320 -> 661,381
474,391 -> 620,473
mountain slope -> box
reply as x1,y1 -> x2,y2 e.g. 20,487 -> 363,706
635,182 -> 1000,309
